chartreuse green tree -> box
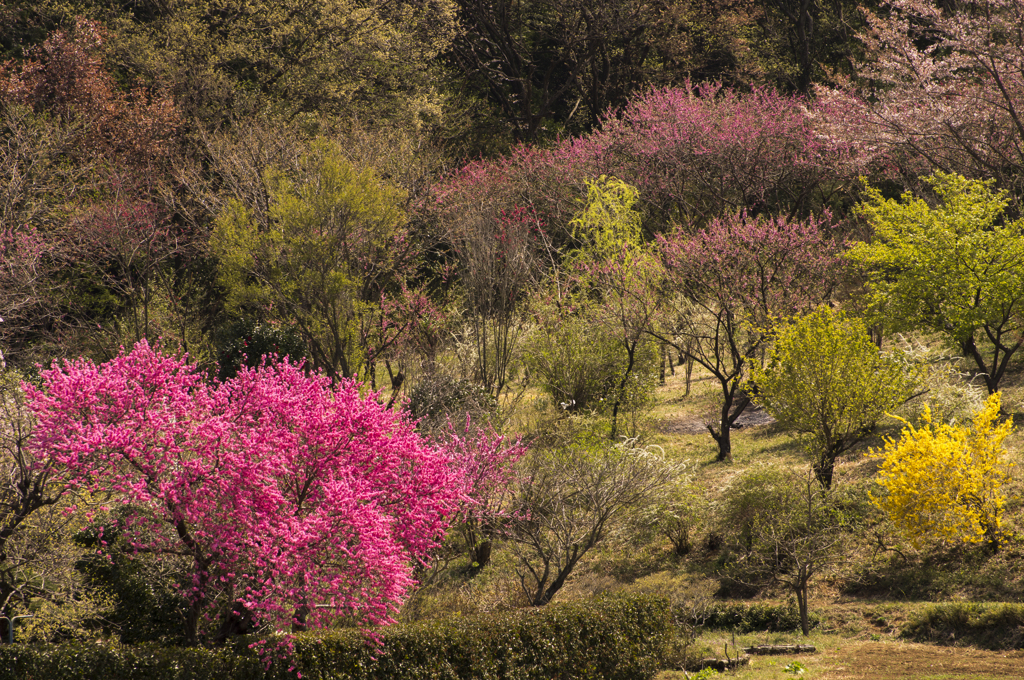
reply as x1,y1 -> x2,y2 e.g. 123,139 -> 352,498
211,140 -> 417,383
529,176 -> 661,437
572,177 -> 662,438
869,393 -> 1013,551
753,306 -> 914,488
850,172 -> 1024,394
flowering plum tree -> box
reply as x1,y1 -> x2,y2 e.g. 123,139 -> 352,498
433,416 -> 526,571
563,83 -> 856,229
655,212 -> 844,462
434,82 -> 856,248
26,341 -> 463,643
818,0 -> 1024,204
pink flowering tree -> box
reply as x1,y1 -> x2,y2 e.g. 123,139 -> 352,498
431,417 -> 526,571
655,212 -> 845,462
817,0 -> 1024,204
583,83 -> 856,229
433,82 -> 856,248
26,341 -> 463,644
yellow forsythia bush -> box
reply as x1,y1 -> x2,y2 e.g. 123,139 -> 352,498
869,393 -> 1014,549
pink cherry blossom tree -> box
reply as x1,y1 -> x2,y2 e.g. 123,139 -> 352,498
817,0 -> 1024,204
26,341 -> 463,643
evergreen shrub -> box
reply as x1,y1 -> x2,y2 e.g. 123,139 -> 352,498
0,594 -> 671,680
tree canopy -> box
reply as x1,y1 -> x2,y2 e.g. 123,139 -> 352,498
850,172 -> 1024,394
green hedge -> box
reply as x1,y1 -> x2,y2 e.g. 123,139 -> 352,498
902,602 -> 1024,649
0,594 -> 671,680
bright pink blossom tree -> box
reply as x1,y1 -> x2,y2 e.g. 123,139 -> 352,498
26,341 -> 463,643
434,416 -> 526,570
655,212 -> 846,462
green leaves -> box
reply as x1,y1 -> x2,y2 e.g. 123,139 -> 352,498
210,139 -> 410,380
849,172 -> 1024,392
753,306 -> 914,487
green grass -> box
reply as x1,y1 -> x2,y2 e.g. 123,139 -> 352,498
404,339 -> 1024,677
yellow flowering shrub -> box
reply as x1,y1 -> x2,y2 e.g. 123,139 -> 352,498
869,393 -> 1013,549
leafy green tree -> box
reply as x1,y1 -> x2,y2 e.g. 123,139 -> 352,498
850,172 -> 1024,394
753,306 -> 914,488
869,393 -> 1013,551
37,0 -> 457,126
211,140 -> 417,382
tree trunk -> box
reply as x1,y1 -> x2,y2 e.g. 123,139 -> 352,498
471,540 -> 492,570
796,580 -> 810,636
813,449 -> 836,489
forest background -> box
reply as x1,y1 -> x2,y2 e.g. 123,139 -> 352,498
4,0 -> 1024,677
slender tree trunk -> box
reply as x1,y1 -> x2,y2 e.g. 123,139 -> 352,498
796,578 -> 810,636
609,342 -> 638,440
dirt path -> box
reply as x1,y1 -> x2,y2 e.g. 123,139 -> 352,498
658,406 -> 776,435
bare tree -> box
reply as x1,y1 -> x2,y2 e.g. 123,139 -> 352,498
0,364 -> 101,636
445,204 -> 544,402
507,438 -> 680,605
728,470 -> 849,635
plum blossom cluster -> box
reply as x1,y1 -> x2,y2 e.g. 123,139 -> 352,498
26,341 -> 465,642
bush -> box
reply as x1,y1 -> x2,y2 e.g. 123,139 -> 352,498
0,594 -> 672,680
216,318 -> 307,380
0,642 -> 265,680
903,602 -> 1024,649
700,600 -> 821,633
405,373 -> 495,433
717,466 -> 798,556
524,311 -> 658,418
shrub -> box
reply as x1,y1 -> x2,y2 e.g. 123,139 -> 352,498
870,393 -> 1014,550
903,602 -> 1024,650
0,594 -> 672,680
405,373 -> 496,434
524,310 -> 658,418
701,600 -> 821,633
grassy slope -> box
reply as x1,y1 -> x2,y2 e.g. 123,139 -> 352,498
406,339 -> 1024,677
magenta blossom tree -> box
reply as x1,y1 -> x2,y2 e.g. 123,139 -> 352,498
655,212 -> 845,462
433,416 -> 526,571
26,341 -> 463,643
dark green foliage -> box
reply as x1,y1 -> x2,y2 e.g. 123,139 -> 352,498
699,600 -> 820,634
76,553 -> 188,645
0,594 -> 671,680
216,318 -> 307,380
903,602 -> 1024,650
0,642 -> 265,680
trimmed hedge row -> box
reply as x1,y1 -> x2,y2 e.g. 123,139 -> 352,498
0,593 -> 671,680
